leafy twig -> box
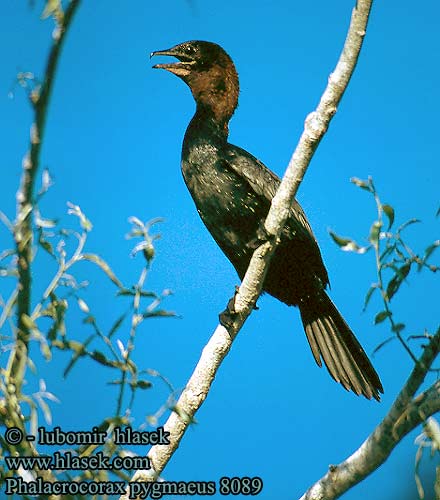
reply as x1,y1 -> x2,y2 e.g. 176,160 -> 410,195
11,0 -> 81,396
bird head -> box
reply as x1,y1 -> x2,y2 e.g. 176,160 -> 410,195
151,40 -> 239,123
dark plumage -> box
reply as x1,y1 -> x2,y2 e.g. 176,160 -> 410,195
151,40 -> 383,400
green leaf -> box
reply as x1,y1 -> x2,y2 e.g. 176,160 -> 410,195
0,210 -> 13,232
0,265 -> 18,278
136,380 -> 152,389
40,341 -> 52,361
329,231 -> 369,254
51,339 -> 66,350
423,418 -> 440,449
147,415 -> 158,426
31,327 -> 52,361
68,340 -> 87,354
329,232 -> 351,247
145,217 -> 165,230
374,310 -> 391,324
41,0 -> 62,19
368,221 -> 382,246
363,284 -> 378,311
379,244 -> 395,263
397,218 -> 420,233
22,317 -> 52,360
350,177 -> 373,192
126,359 -> 137,374
398,262 -> 411,280
117,288 -> 157,298
392,323 -> 405,333
107,379 -> 123,386
89,350 -> 124,370
108,313 -> 127,339
372,336 -> 395,355
27,357 -> 37,374
67,202 -> 93,232
132,314 -> 143,327
422,240 -> 440,266
382,204 -> 395,230
128,216 -> 144,228
395,245 -> 406,260
21,313 -> 38,330
47,296 -> 67,341
0,249 -> 15,261
80,253 -> 123,288
77,298 -> 90,314
63,335 -> 94,378
17,203 -> 33,226
38,232 -> 55,257
386,275 -> 402,301
131,241 -> 155,262
142,309 -> 177,319
39,168 -> 53,196
34,209 -> 57,229
90,350 -> 114,367
38,397 -> 52,425
129,380 -> 152,390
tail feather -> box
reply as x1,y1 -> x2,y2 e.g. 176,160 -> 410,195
299,292 -> 383,400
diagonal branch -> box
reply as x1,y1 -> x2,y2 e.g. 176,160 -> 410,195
300,328 -> 440,500
9,0 -> 81,395
120,1 -> 374,496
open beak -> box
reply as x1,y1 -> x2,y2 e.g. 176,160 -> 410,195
150,46 -> 195,77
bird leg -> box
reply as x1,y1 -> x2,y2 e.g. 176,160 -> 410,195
219,285 -> 240,330
246,221 -> 275,250
219,285 -> 260,330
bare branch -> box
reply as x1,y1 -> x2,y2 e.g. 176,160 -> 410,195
120,1 -> 374,496
300,329 -> 440,500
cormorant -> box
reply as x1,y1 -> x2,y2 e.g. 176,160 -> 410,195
151,40 -> 383,400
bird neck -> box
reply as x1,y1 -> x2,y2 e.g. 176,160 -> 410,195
186,105 -> 231,142
186,62 -> 239,136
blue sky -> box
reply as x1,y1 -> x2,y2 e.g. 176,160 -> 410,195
1,1 -> 439,499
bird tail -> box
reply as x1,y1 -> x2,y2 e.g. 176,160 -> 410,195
299,292 -> 383,400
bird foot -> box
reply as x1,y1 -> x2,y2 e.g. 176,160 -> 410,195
246,222 -> 274,250
219,286 -> 260,329
219,285 -> 239,329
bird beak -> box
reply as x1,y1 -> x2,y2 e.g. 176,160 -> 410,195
150,47 -> 194,77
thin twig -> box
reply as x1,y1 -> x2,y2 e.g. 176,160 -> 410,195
120,1 -> 374,496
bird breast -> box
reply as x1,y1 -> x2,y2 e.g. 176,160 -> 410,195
181,140 -> 267,267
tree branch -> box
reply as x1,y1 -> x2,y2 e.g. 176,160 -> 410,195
3,3 -> 81,489
120,1 -> 375,496
9,0 -> 81,395
300,328 -> 440,500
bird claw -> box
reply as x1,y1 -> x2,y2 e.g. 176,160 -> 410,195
219,286 -> 239,329
246,222 -> 274,250
219,286 -> 259,328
